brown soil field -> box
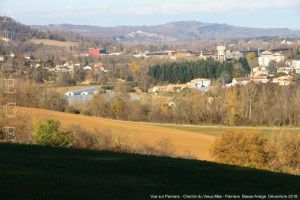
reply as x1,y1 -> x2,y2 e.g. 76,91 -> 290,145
17,107 -> 215,160
27,39 -> 79,47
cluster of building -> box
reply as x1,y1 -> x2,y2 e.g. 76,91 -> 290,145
147,47 -> 300,92
133,50 -> 196,60
51,62 -> 108,73
229,75 -> 294,86
257,50 -> 300,74
0,50 -> 110,76
213,45 -> 300,87
131,44 -> 296,67
228,55 -> 300,87
258,50 -> 285,66
132,46 -> 242,61
148,78 -> 211,93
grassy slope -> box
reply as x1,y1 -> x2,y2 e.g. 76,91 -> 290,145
0,143 -> 299,200
17,107 -> 215,160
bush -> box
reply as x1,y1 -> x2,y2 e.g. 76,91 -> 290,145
65,105 -> 81,114
67,126 -> 99,150
0,114 -> 32,143
33,119 -> 72,147
102,84 -> 114,90
155,137 -> 175,157
210,131 -> 268,168
210,130 -> 300,175
265,132 -> 300,174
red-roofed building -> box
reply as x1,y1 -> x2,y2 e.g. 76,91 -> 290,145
89,48 -> 100,57
89,48 -> 107,57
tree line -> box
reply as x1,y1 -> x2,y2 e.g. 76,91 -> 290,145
69,82 -> 299,126
1,77 -> 299,127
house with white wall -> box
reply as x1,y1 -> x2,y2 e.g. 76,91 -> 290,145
258,50 -> 284,67
292,60 -> 300,74
187,78 -> 211,88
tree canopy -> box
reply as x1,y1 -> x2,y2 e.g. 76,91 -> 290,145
149,58 -> 234,84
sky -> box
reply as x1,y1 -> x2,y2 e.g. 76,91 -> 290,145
0,0 -> 300,29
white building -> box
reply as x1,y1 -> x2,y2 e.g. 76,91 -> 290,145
291,60 -> 300,74
232,51 -> 243,60
65,91 -> 74,96
258,50 -> 285,67
231,77 -> 251,86
83,66 -> 92,70
187,78 -> 211,88
273,52 -> 285,63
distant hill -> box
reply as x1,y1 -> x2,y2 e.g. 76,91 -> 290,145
0,16 -> 83,44
0,143 -> 299,199
2,17 -> 299,42
32,21 -> 300,41
0,16 -> 44,42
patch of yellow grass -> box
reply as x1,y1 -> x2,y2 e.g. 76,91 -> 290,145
27,39 -> 79,47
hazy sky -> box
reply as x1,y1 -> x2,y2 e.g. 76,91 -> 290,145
0,0 -> 300,29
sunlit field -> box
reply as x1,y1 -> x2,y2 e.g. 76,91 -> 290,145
152,123 -> 300,136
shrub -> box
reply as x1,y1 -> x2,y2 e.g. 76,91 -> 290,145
210,130 -> 300,175
33,119 -> 72,147
65,105 -> 81,114
210,130 -> 268,168
67,126 -> 99,150
0,114 -> 32,143
265,132 -> 300,174
155,137 -> 175,157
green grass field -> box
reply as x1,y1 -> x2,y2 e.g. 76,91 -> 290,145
152,123 -> 300,136
0,143 -> 299,200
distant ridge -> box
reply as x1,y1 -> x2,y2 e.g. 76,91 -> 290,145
32,20 -> 300,41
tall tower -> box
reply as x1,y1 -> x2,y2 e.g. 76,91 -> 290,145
217,46 -> 226,62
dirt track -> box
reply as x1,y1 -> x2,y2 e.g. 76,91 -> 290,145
18,107 -> 215,160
